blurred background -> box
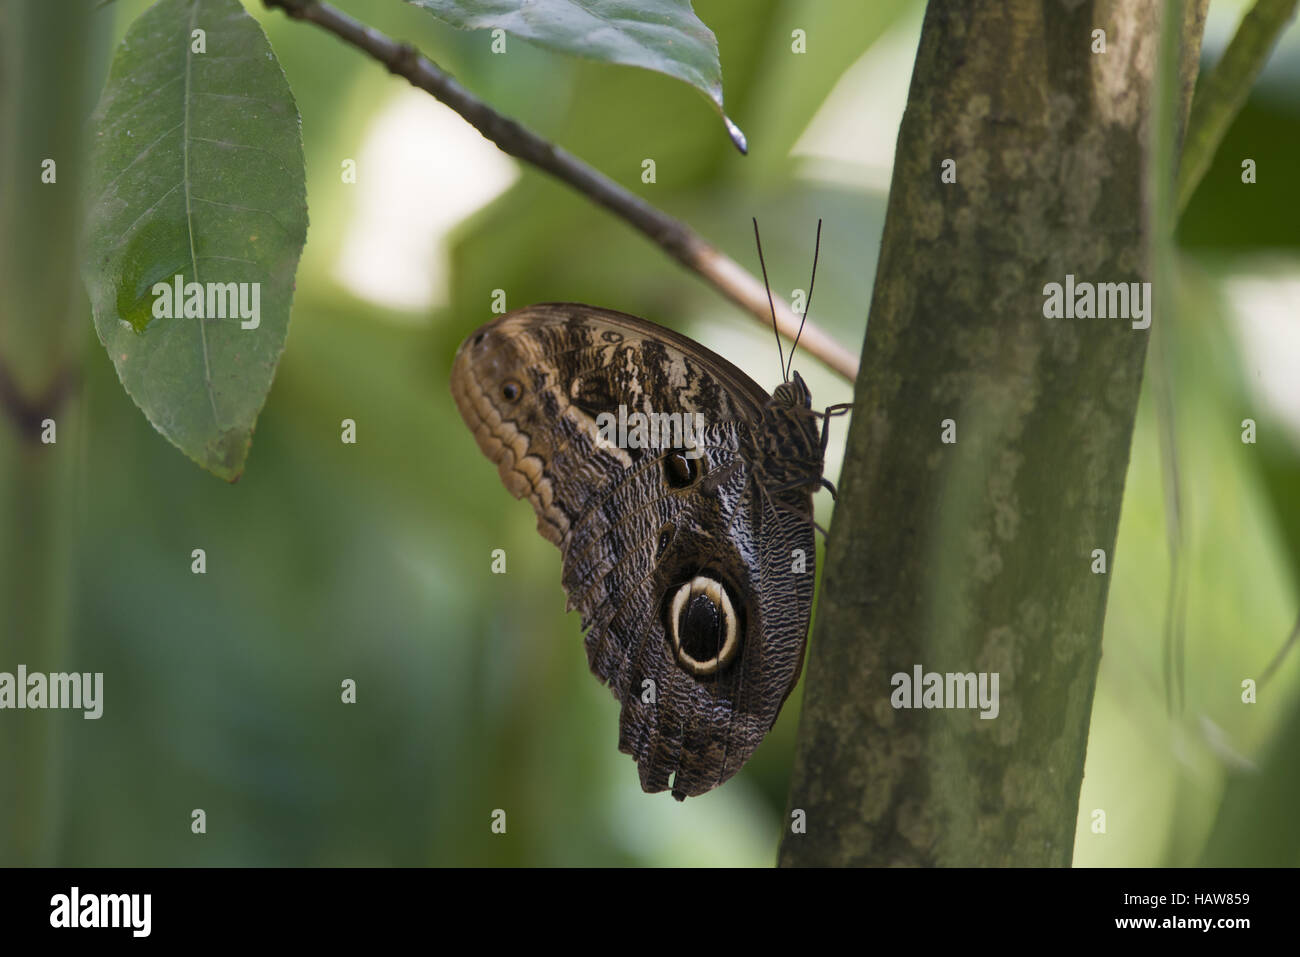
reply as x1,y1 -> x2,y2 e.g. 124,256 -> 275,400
1,0 -> 1297,865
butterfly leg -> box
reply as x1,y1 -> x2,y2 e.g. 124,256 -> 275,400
765,492 -> 831,539
760,477 -> 833,538
815,402 -> 853,454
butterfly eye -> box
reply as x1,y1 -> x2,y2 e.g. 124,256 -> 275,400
501,379 -> 522,403
663,451 -> 699,489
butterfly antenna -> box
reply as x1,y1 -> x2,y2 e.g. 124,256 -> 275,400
752,218 -> 786,383
786,218 -> 822,381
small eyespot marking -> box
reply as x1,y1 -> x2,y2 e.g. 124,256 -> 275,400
664,452 -> 698,489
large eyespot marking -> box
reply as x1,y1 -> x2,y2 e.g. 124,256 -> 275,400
668,575 -> 740,676
501,379 -> 523,403
663,451 -> 699,489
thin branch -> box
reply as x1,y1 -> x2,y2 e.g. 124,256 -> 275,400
1177,0 -> 1299,216
261,0 -> 860,382
1172,0 -> 1300,709
1154,0 -> 1189,720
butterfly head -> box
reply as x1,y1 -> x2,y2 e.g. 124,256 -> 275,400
771,369 -> 812,410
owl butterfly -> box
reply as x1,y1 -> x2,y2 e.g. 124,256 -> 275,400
450,221 -> 847,799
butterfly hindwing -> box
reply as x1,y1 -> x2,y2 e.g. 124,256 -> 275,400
451,303 -> 819,798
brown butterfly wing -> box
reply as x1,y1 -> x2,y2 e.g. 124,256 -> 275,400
450,303 -> 816,798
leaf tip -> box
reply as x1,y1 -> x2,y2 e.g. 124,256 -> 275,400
724,114 -> 747,154
206,427 -> 253,483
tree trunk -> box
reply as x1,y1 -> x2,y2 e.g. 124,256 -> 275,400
781,0 -> 1208,867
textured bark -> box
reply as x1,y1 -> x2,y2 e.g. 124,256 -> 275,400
781,0 -> 1208,867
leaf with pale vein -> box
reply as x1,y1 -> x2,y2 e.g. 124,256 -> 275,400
83,0 -> 308,480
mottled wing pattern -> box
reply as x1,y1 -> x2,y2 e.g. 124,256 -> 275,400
450,303 -> 817,798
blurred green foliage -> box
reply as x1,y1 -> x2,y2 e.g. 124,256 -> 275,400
3,0 -> 1297,866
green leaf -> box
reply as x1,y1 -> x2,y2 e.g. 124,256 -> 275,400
82,0 -> 308,481
408,0 -> 746,151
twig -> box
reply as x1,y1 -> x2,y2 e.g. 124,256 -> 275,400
261,0 -> 859,382
1172,0 -> 1300,704
1177,0 -> 1299,216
